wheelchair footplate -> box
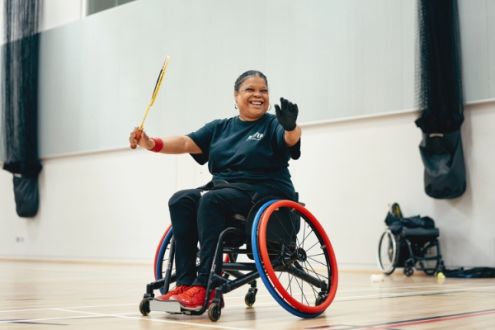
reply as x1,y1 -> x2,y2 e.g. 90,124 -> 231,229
149,299 -> 182,314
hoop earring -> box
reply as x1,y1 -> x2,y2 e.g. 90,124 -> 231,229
268,104 -> 272,112
234,103 -> 238,110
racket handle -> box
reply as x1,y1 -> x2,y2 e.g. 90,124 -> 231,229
131,129 -> 143,149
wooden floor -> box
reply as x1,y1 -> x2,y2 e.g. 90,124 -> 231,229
1,260 -> 494,329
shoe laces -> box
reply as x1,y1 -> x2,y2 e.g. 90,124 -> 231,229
172,285 -> 189,293
182,286 -> 205,298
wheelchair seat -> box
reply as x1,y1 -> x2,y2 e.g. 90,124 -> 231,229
222,214 -> 248,249
401,227 -> 439,239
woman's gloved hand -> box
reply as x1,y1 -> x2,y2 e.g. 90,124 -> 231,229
275,97 -> 298,131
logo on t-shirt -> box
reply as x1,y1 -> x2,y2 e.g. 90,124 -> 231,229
247,132 -> 264,141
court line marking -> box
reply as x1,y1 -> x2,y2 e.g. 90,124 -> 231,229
363,308 -> 495,329
336,284 -> 495,301
228,282 -> 495,298
0,314 -> 111,325
0,309 -> 250,330
1,283 -> 494,315
0,303 -> 137,314
6,308 -> 251,330
304,308 -> 495,329
2,283 -> 494,328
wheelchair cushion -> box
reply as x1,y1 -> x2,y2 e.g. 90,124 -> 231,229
401,226 -> 439,239
223,215 -> 249,248
388,215 -> 436,235
401,216 -> 435,229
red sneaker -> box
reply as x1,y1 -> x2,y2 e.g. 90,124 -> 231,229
155,285 -> 191,301
174,286 -> 224,311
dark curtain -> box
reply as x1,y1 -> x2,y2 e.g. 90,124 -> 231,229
1,0 -> 43,217
416,0 -> 466,199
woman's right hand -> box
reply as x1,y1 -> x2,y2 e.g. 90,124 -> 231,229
129,127 -> 152,150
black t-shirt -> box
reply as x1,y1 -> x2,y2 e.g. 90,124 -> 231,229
187,113 -> 300,199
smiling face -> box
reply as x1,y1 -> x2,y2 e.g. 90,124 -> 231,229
234,76 -> 270,121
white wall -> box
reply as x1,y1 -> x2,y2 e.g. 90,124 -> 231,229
36,0 -> 419,157
41,0 -> 86,32
1,102 -> 494,268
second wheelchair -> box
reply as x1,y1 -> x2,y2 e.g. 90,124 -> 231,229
377,203 -> 444,277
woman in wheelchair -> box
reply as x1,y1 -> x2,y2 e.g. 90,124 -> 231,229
130,70 -> 303,311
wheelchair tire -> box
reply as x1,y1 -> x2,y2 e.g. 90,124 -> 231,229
252,200 -> 338,318
377,229 -> 398,275
419,240 -> 441,275
153,225 -> 174,294
154,225 -> 174,281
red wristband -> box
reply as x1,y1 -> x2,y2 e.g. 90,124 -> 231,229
150,138 -> 164,152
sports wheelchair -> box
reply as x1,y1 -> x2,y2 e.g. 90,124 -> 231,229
139,198 -> 338,321
377,203 -> 444,277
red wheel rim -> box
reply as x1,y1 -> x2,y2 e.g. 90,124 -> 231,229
258,200 -> 338,314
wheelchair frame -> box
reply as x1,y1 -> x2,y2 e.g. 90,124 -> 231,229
139,199 -> 338,321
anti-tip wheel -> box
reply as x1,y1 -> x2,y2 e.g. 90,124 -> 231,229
208,303 -> 222,322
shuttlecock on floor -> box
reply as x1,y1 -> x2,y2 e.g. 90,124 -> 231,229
370,274 -> 385,282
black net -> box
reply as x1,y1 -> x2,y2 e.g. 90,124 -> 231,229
415,0 -> 466,199
2,0 -> 43,217
415,0 -> 464,134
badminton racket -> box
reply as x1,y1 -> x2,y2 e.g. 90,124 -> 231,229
132,55 -> 171,148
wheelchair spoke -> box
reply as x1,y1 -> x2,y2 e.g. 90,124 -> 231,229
303,259 -> 325,284
273,263 -> 324,308
295,222 -> 309,250
279,271 -> 294,298
287,273 -> 294,296
293,276 -> 311,306
306,256 -> 329,268
306,252 -> 325,258
304,240 -> 320,253
302,218 -> 307,248
301,223 -> 314,247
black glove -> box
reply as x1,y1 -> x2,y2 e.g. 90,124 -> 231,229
275,97 -> 298,131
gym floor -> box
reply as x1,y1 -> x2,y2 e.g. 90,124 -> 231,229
1,260 -> 494,329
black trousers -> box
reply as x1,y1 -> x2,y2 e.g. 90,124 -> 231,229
168,187 -> 253,286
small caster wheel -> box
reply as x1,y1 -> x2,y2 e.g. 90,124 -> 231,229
139,298 -> 150,316
208,303 -> 222,322
404,267 -> 414,277
245,292 -> 256,307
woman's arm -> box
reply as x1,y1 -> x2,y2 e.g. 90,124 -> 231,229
284,125 -> 301,147
129,128 -> 202,154
151,135 -> 202,154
